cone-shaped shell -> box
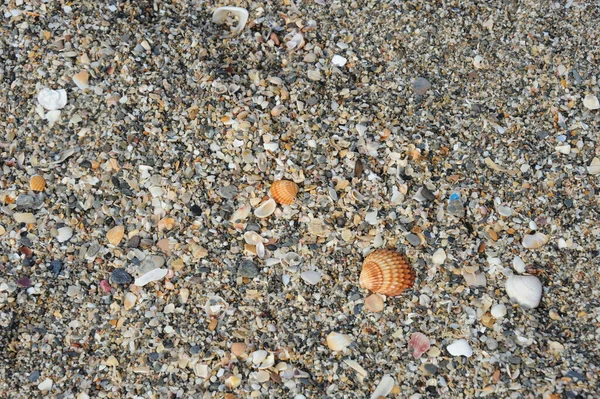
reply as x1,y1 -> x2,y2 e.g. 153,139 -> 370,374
30,175 -> 46,191
270,180 -> 299,205
359,249 -> 415,296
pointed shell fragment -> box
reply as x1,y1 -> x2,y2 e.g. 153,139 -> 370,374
522,232 -> 548,249
254,198 -> 276,218
588,157 -> 600,175
106,225 -> 125,246
30,175 -> 46,191
270,180 -> 299,205
408,332 -> 431,359
359,249 -> 415,296
370,375 -> 395,399
72,70 -> 90,90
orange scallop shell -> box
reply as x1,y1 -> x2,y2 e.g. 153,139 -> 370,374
270,180 -> 299,205
30,175 -> 46,191
359,249 -> 415,296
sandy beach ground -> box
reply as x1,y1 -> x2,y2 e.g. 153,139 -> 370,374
0,0 -> 599,398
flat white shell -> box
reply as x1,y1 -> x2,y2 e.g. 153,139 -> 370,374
135,268 -> 168,287
447,339 -> 473,357
56,226 -> 73,243
326,332 -> 352,351
300,270 -> 322,285
583,94 -> 599,110
243,231 -> 263,245
38,88 -> 67,111
587,157 -> 600,175
370,374 -> 394,399
431,248 -> 446,265
212,7 -> 249,35
522,232 -> 548,249
505,275 -> 542,309
254,198 -> 276,218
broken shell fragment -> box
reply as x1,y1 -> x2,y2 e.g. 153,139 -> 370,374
254,198 -> 276,218
522,232 -> 548,249
326,332 -> 352,351
408,332 -> 431,359
359,249 -> 415,296
588,157 -> 600,175
364,293 -> 384,312
583,94 -> 600,110
243,231 -> 263,245
447,339 -> 473,357
72,70 -> 90,90
505,275 -> 542,309
106,225 -> 125,246
212,7 -> 249,35
30,175 -> 46,191
37,88 -> 67,110
270,180 -> 299,205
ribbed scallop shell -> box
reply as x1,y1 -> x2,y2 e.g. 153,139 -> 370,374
359,249 -> 415,296
270,180 -> 299,205
30,175 -> 46,191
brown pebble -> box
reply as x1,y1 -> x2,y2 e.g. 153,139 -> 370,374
231,342 -> 247,357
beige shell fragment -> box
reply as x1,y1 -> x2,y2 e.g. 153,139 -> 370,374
212,7 -> 249,35
583,94 -> 599,110
326,332 -> 353,351
254,198 -> 276,218
72,70 -> 90,90
484,157 -> 507,172
107,225 -> 125,245
364,293 -> 385,312
587,157 -> 600,175
522,232 -> 548,249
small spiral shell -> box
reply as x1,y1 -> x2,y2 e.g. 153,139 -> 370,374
270,180 -> 299,205
359,249 -> 415,296
30,175 -> 46,192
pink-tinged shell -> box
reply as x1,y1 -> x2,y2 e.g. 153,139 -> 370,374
270,180 -> 299,205
359,249 -> 416,296
100,280 -> 112,293
408,332 -> 430,359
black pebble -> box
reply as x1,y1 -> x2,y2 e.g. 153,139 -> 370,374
190,204 -> 202,216
110,268 -> 133,285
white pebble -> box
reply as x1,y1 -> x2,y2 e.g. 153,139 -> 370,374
38,378 -> 53,391
332,54 -> 347,66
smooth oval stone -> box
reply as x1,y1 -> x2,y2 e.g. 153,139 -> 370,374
110,268 -> 133,285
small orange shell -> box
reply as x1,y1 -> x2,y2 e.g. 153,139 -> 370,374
270,180 -> 299,205
359,249 -> 415,296
30,175 -> 46,191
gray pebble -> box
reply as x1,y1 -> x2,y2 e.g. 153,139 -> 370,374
110,268 -> 133,285
237,259 -> 259,278
28,370 -> 40,382
406,233 -> 421,247
16,194 -> 35,209
411,77 -> 431,95
509,355 -> 521,365
424,364 -> 438,375
486,338 -> 498,350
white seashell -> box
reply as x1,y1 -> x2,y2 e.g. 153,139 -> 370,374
370,374 -> 394,399
124,292 -> 137,310
447,339 -> 473,357
512,256 -> 526,273
555,144 -> 571,154
243,231 -> 263,245
37,378 -> 53,391
462,271 -> 486,287
45,110 -> 61,126
390,187 -> 403,205
300,270 -> 322,285
134,268 -> 168,287
14,213 -> 36,224
264,142 -> 279,152
365,211 -> 378,225
332,55 -> 347,66
256,241 -> 265,258
557,238 -> 568,249
179,288 -> 190,304
505,275 -> 542,309
231,204 -> 251,224
251,350 -> 268,365
497,205 -> 513,217
522,232 -> 548,249
282,252 -> 302,266
225,375 -> 242,389
326,332 -> 352,351
286,32 -> 305,50
254,198 -> 276,218
431,248 -> 446,265
255,370 -> 270,383
38,88 -> 67,110
583,94 -> 600,110
56,227 -> 73,243
343,359 -> 368,377
491,303 -> 507,319
212,7 -> 249,35
587,157 -> 600,175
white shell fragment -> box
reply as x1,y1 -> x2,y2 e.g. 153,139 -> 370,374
56,227 -> 74,243
300,270 -> 322,285
332,54 -> 347,66
72,70 -> 90,90
38,378 -> 53,391
447,339 -> 473,357
462,271 -> 486,287
431,248 -> 446,265
243,231 -> 263,245
344,359 -> 368,378
14,212 -> 36,224
326,332 -> 352,351
135,268 -> 168,287
370,374 -> 395,399
254,198 -> 276,218
587,157 -> 600,175
212,7 -> 249,35
505,275 -> 543,309
491,303 -> 507,319
583,94 -> 600,110
512,256 -> 526,273
38,88 -> 67,110
522,232 -> 548,249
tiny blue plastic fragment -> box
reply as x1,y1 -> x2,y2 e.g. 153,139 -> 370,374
449,193 -> 460,201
